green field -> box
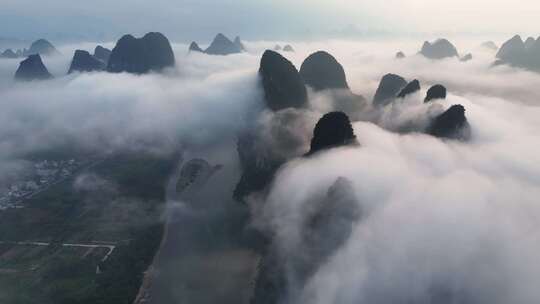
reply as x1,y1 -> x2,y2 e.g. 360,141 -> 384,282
0,152 -> 178,304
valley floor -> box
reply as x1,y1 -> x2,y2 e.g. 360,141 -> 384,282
138,145 -> 260,304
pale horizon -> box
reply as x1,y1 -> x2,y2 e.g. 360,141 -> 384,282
2,0 -> 540,42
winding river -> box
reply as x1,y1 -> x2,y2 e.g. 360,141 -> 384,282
138,142 -> 260,304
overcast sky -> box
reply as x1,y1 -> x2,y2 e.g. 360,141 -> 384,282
2,0 -> 540,42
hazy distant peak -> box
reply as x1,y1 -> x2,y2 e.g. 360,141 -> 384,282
117,34 -> 136,43
107,32 -> 175,74
15,54 -> 53,81
283,45 -> 295,52
215,33 -> 229,40
1,48 -> 18,58
525,37 -> 536,49
510,34 -> 523,42
233,36 -> 245,51
189,41 -> 204,53
143,32 -> 169,41
210,33 -> 234,46
25,39 -> 60,57
420,38 -> 459,59
68,50 -> 105,74
481,41 -> 498,51
495,34 -> 540,71
203,33 -> 243,55
435,38 -> 451,44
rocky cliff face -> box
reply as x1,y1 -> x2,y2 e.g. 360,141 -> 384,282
308,111 -> 357,155
525,37 -> 536,49
14,54 -> 53,81
234,51 -> 308,202
397,79 -> 421,98
107,32 -> 175,74
94,45 -> 112,63
189,34 -> 245,55
425,84 -> 447,103
373,73 -> 407,107
428,105 -> 471,140
299,51 -> 349,91
259,50 -> 307,111
68,50 -> 105,74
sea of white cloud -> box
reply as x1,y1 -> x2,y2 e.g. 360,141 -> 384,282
0,36 -> 539,303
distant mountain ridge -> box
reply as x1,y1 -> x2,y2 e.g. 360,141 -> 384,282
107,32 -> 175,74
68,50 -> 106,74
494,34 -> 540,71
14,54 -> 53,81
419,38 -> 459,59
189,33 -> 245,55
1,38 -> 60,59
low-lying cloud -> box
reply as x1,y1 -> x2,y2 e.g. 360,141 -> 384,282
0,44 -> 263,184
252,39 -> 540,303
1,37 -> 540,303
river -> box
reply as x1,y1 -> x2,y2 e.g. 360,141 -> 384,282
140,141 -> 260,304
